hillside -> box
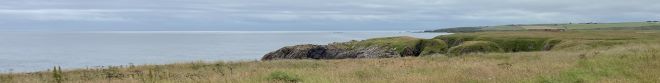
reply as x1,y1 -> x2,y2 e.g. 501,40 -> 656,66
2,30 -> 660,83
426,21 -> 660,32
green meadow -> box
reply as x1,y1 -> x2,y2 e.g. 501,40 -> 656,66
483,22 -> 660,30
430,22 -> 660,32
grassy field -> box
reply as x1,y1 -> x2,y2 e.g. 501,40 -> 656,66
2,30 -> 660,83
565,22 -> 660,29
478,22 -> 660,31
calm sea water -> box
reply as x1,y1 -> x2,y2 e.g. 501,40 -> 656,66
0,31 -> 448,72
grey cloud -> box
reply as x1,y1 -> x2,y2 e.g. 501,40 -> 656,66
0,9 -> 148,21
0,0 -> 659,31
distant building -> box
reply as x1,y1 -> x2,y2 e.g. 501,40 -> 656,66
522,26 -> 566,32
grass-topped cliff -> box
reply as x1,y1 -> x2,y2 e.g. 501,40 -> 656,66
2,30 -> 660,83
426,21 -> 660,32
326,31 -> 564,57
337,36 -> 448,57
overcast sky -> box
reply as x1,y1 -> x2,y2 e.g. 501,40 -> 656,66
1,0 -> 659,31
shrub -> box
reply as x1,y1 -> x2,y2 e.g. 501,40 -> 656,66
52,66 -> 64,83
448,41 -> 503,55
267,71 -> 301,82
418,39 -> 449,56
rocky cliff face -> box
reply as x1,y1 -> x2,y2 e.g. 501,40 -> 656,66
261,44 -> 400,60
261,35 -> 563,60
261,36 -> 452,60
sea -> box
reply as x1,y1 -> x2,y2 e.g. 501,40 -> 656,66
0,31 -> 449,72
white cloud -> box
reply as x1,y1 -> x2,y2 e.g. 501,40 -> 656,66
457,10 -> 566,21
241,12 -> 396,21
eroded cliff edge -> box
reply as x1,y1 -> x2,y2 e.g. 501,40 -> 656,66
262,35 -> 561,60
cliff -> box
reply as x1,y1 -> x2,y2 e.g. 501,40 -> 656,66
261,44 -> 400,60
262,34 -> 563,60
262,36 -> 447,60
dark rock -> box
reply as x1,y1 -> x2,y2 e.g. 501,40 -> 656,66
261,44 -> 400,60
400,47 -> 420,57
260,44 -> 321,60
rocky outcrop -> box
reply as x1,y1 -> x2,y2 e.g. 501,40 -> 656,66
262,35 -> 565,60
261,44 -> 400,60
261,36 -> 455,60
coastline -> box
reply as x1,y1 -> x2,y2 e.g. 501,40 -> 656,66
0,31 -> 448,73
3,30 -> 660,82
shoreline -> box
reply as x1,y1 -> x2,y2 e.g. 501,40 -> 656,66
0,31 -> 448,73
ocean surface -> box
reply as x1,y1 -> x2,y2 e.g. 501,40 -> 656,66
0,31 -> 449,72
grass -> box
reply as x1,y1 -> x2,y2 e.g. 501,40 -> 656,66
435,35 -> 560,52
480,25 -> 524,31
2,30 -> 660,83
565,22 -> 660,29
343,36 -> 422,53
441,22 -> 660,32
447,41 -> 503,55
340,36 -> 449,56
267,71 -> 301,82
433,34 -> 479,47
418,39 -> 449,56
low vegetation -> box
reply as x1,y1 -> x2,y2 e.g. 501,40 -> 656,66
417,39 -> 448,56
447,41 -> 503,55
590,25 -> 660,30
336,36 -> 451,57
267,71 -> 301,82
2,30 -> 660,83
424,27 -> 485,33
435,34 -> 562,53
427,22 -> 660,32
342,36 -> 423,54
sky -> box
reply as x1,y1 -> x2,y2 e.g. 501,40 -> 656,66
0,0 -> 659,31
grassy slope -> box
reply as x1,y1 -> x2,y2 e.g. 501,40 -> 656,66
479,22 -> 660,31
565,22 -> 660,29
338,36 -> 448,56
343,36 -> 422,53
447,41 -> 503,55
2,31 -> 660,83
